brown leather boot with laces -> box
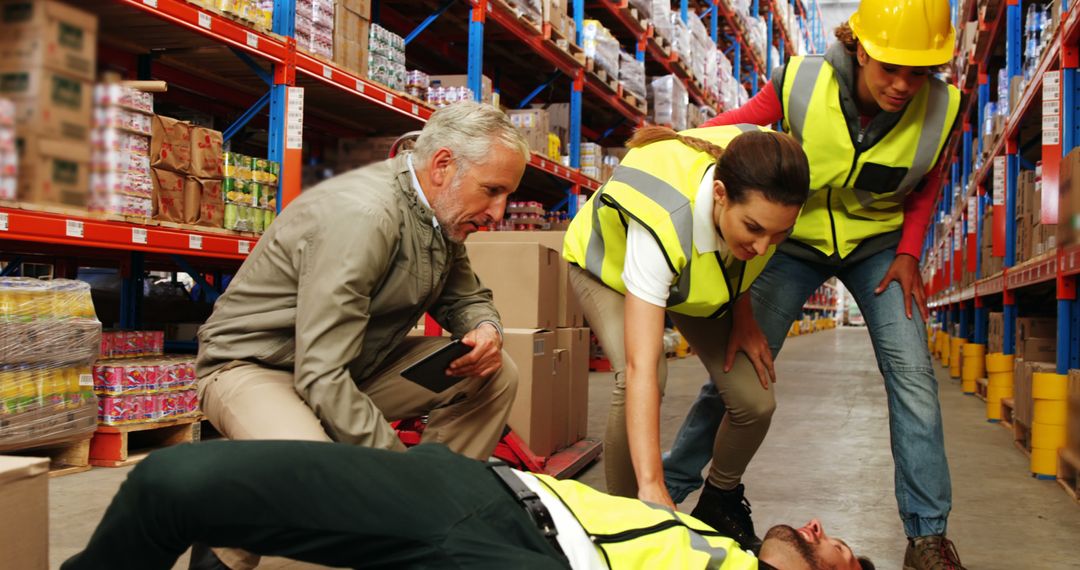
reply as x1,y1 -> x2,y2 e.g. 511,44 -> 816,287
903,535 -> 967,570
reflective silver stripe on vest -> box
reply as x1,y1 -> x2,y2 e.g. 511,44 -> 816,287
643,501 -> 729,569
608,165 -> 694,262
732,123 -> 758,133
785,56 -> 825,144
668,256 -> 692,307
851,79 -> 953,209
585,192 -> 608,278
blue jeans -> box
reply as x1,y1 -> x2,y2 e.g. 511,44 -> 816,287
662,248 -> 951,537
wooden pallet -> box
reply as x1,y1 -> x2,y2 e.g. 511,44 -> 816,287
1000,397 -> 1015,429
157,220 -> 257,237
1013,420 -> 1032,458
620,88 -> 648,114
89,415 -> 201,468
1057,448 -> 1080,503
975,377 -> 989,401
4,437 -> 92,478
493,0 -> 543,35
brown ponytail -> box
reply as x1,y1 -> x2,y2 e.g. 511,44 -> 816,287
626,126 -> 726,159
834,21 -> 858,54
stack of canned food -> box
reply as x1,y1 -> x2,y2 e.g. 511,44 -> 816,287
222,152 -> 280,233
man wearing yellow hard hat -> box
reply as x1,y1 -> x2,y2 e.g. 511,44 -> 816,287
663,0 -> 966,568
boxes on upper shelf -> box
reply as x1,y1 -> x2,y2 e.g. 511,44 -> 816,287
0,0 -> 98,82
332,0 -> 371,78
507,108 -> 550,155
1060,146 -> 1080,246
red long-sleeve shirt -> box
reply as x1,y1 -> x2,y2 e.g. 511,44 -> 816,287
702,83 -> 942,260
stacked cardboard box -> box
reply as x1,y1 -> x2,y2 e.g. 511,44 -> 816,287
1,0 -> 97,207
466,231 -> 590,456
507,108 -> 550,156
0,99 -> 14,199
150,115 -> 224,227
981,209 -> 1004,276
988,311 -> 1004,354
0,456 -> 49,569
1015,166 -> 1058,258
1015,316 -> 1056,362
89,84 -> 154,218
1060,146 -> 1080,247
1015,359 -> 1057,429
332,0 -> 371,78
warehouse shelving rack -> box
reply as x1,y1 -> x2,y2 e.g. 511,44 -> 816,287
923,0 -> 1080,377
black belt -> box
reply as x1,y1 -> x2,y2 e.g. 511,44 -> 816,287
489,463 -> 566,559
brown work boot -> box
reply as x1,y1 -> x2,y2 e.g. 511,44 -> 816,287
903,535 -> 966,570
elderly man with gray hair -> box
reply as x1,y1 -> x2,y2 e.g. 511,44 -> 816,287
192,101 -> 530,565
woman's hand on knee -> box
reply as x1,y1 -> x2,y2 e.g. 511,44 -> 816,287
726,297 -> 776,390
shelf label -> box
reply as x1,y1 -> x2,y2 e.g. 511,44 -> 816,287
79,374 -> 93,387
1043,71 -> 1060,101
238,240 -> 251,255
385,92 -> 394,105
189,234 -> 203,250
967,198 -> 976,234
132,227 -> 147,245
1043,99 -> 1060,116
143,0 -> 157,7
286,87 -> 305,150
411,104 -> 418,115
322,65 -> 333,79
198,12 -> 211,29
65,220 -> 83,238
0,212 -> 7,232
246,32 -> 259,49
355,80 -> 365,93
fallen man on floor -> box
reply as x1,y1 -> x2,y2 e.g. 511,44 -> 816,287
61,440 -> 875,570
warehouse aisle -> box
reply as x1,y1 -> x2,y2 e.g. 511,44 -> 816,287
579,327 -> 1080,569
50,327 -> 1080,569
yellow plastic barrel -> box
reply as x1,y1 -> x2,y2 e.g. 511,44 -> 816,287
1033,399 -> 1069,425
1030,447 -> 1059,477
1032,373 -> 1068,401
940,334 -> 952,366
949,338 -> 965,378
985,353 -> 1014,374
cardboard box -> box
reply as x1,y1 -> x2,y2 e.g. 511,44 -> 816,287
558,327 -> 591,442
0,0 -> 98,81
0,66 -> 91,141
1061,146 -> 1080,246
507,108 -> 550,155
503,328 -> 559,457
15,133 -> 88,206
544,0 -> 565,33
185,176 -> 223,227
468,230 -> 585,327
336,135 -> 398,170
333,4 -> 370,78
429,74 -> 494,106
1016,317 -> 1056,342
1016,360 -> 1057,427
338,0 -> 372,18
151,115 -> 192,174
189,126 -> 223,179
151,167 -> 185,222
465,242 -> 560,329
0,455 -> 49,570
1020,337 -> 1056,362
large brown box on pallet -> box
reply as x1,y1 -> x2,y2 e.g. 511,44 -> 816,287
15,133 -> 88,206
1019,337 -> 1056,362
1016,360 -> 1057,428
468,231 -> 585,327
0,456 -> 48,570
0,0 -> 97,81
465,242 -> 559,329
503,328 -> 563,457
1067,369 -> 1080,454
1061,146 -> 1080,246
988,312 -> 1004,353
0,66 -> 91,141
1016,317 -> 1056,342
151,115 -> 192,174
332,1 -> 370,78
544,0 -> 565,35
558,327 -> 591,443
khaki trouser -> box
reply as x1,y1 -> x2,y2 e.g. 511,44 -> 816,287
198,336 -> 518,569
569,265 -> 774,497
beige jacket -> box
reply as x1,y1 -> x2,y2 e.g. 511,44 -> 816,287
196,154 -> 501,442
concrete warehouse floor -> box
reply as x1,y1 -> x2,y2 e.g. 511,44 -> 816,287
49,327 -> 1080,569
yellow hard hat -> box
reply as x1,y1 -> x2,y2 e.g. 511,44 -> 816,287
848,0 -> 955,67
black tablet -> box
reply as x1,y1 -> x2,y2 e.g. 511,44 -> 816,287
400,340 -> 474,392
